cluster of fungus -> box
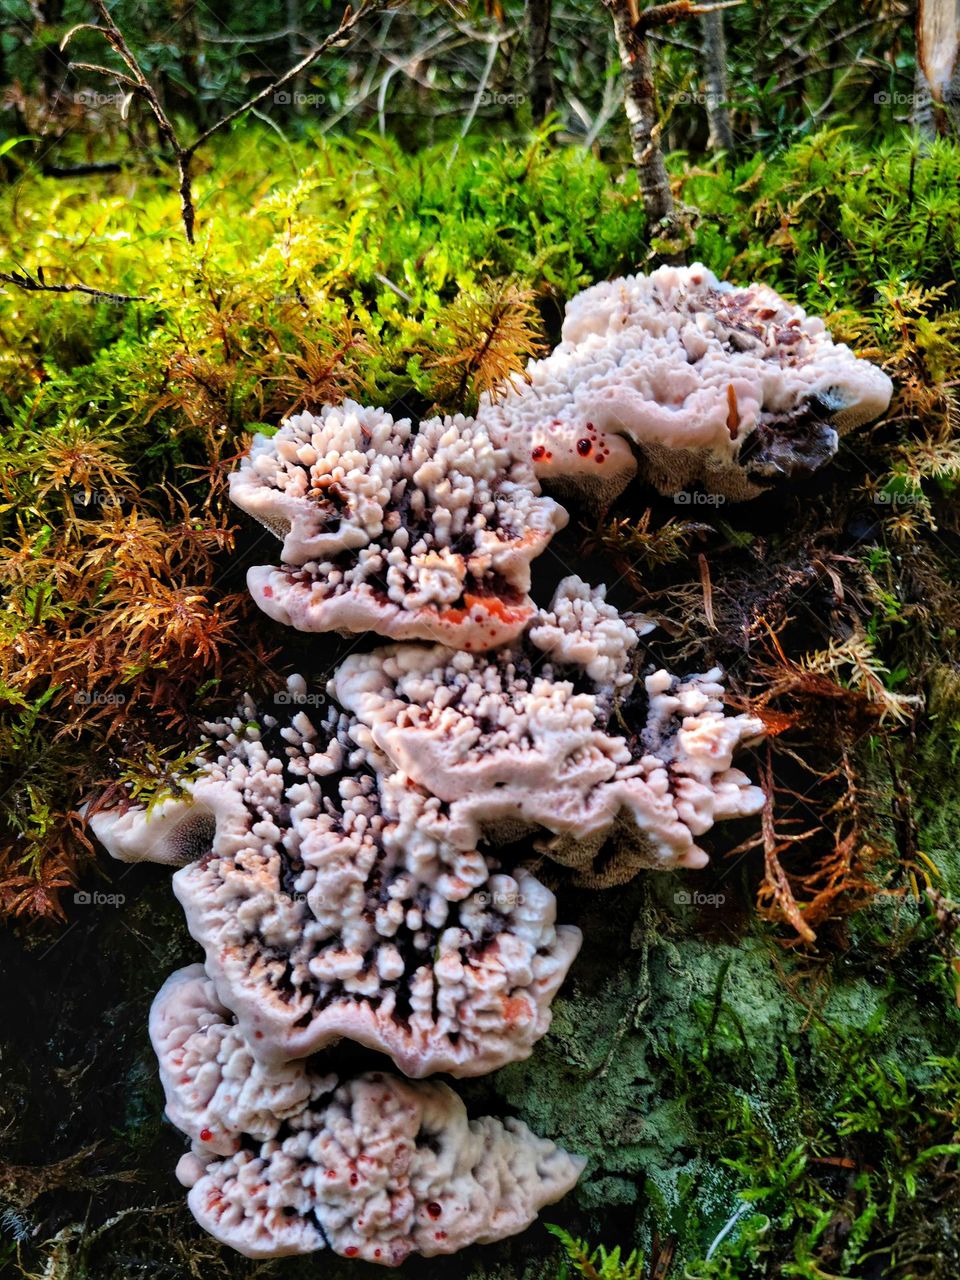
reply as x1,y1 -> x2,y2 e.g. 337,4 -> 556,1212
477,262 -> 893,505
94,675 -> 582,1079
153,965 -> 585,1261
230,401 -> 568,650
90,267 -> 887,1263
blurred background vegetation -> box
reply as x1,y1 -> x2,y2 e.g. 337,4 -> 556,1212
0,0 -> 923,160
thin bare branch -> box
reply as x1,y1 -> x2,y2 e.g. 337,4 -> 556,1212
188,4 -> 375,152
62,0 -> 386,244
633,0 -> 742,33
0,269 -> 144,304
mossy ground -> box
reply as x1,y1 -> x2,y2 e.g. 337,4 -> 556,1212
3,128 -> 960,1278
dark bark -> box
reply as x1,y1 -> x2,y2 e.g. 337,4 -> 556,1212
606,0 -> 674,228
700,5 -> 734,152
917,0 -> 960,134
527,0 -> 555,124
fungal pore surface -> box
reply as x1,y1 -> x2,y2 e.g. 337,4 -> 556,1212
477,263 -> 893,504
154,965 -> 585,1264
230,401 -> 568,649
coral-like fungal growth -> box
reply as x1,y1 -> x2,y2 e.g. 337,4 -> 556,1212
230,402 -> 568,648
477,263 -> 893,503
94,677 -> 581,1077
334,577 -> 764,885
154,966 -> 585,1263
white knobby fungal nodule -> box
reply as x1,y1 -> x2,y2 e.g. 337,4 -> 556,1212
230,401 -> 568,649
477,263 -> 893,504
153,966 -> 585,1264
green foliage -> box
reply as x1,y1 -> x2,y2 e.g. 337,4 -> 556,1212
548,1225 -> 646,1280
5,116 -> 960,1280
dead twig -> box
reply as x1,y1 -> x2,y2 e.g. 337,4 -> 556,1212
0,267 -> 143,303
63,0 -> 384,244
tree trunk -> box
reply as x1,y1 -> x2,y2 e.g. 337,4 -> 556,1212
918,0 -> 960,132
700,6 -> 734,152
912,58 -> 937,139
606,0 -> 674,228
527,0 -> 555,124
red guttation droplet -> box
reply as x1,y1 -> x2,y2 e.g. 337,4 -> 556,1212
427,1202 -> 442,1219
199,1128 -> 213,1142
576,438 -> 592,456
350,1172 -> 359,1186
344,1246 -> 359,1257
531,445 -> 547,462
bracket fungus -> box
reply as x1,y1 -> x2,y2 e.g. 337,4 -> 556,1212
154,966 -> 585,1263
477,263 -> 893,504
334,576 -> 765,886
94,677 -> 582,1078
84,274 -> 791,1264
230,401 -> 568,649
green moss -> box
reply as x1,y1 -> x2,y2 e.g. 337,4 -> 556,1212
4,126 -> 960,1277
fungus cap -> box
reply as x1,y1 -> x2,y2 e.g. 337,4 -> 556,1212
334,578 -> 764,885
478,264 -> 892,503
94,677 -> 581,1077
232,403 -> 568,649
154,967 -> 585,1263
